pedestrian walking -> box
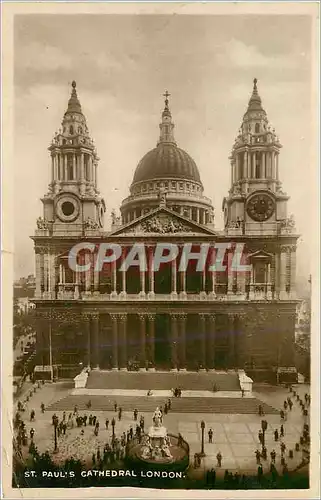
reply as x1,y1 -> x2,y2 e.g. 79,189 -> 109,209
280,424 -> 284,437
274,429 -> 279,441
208,428 -> 213,443
255,449 -> 261,464
216,451 -> 222,467
114,402 -> 117,412
105,418 -> 109,430
270,449 -> 276,463
40,402 -> 45,413
258,430 -> 264,444
118,407 -> 122,421
261,446 -> 267,460
133,409 -> 138,421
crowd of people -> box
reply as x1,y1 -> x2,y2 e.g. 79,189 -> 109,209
200,385 -> 311,484
14,380 -> 310,484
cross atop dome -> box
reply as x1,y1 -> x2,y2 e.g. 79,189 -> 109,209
163,90 -> 171,108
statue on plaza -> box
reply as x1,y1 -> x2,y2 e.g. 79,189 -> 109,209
153,407 -> 163,427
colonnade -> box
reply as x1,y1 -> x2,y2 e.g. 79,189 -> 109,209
232,150 -> 279,183
81,311 -> 241,371
50,151 -> 97,188
35,245 -> 296,301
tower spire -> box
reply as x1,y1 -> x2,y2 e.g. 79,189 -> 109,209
66,80 -> 82,115
158,90 -> 176,145
247,77 -> 263,112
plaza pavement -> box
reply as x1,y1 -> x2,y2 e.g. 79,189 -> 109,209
15,380 -> 310,479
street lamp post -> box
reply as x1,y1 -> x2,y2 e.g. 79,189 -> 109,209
200,420 -> 205,457
53,417 -> 58,453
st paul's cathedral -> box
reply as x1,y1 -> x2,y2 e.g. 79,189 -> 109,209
32,79 -> 299,382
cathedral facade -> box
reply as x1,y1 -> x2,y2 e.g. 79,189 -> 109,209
32,80 -> 299,382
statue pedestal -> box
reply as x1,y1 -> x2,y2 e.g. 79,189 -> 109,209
148,425 -> 167,439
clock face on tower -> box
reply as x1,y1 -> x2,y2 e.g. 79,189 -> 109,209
246,193 -> 275,222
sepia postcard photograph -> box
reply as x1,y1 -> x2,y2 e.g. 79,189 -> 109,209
1,2 -> 320,498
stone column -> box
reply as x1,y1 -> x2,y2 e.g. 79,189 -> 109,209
207,314 -> 216,371
244,150 -> 248,178
93,253 -> 100,296
111,314 -> 118,370
171,256 -> 177,298
290,246 -> 297,299
139,265 -> 146,298
276,153 -> 279,181
179,251 -> 187,299
252,152 -> 256,178
118,314 -> 127,371
170,314 -> 178,371
262,152 -> 267,179
119,247 -> 127,299
35,252 -> 42,298
271,151 -> 276,178
227,248 -> 234,295
91,313 -> 100,370
228,313 -> 236,369
138,313 -> 147,371
64,154 -> 67,181
147,314 -> 156,370
148,247 -> 155,298
80,152 -> 85,194
199,314 -> 207,371
248,152 -> 252,179
178,313 -> 187,371
196,208 -> 200,224
235,154 -> 239,181
73,153 -> 76,180
111,260 -> 117,298
279,246 -> 288,299
200,267 -> 206,299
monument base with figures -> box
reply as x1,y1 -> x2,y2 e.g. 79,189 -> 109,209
125,407 -> 189,473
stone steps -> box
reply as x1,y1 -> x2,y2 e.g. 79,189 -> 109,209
86,370 -> 241,392
48,395 -> 278,414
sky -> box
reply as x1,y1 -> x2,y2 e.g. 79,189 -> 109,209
13,13 -> 314,288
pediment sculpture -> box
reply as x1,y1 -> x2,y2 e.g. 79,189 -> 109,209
140,215 -> 193,234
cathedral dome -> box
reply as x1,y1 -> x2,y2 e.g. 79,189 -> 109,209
132,143 -> 201,185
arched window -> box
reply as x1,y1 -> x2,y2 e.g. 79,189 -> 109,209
78,126 -> 82,134
255,123 -> 260,133
70,125 -> 74,135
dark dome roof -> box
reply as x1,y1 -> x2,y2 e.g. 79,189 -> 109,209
132,143 -> 201,185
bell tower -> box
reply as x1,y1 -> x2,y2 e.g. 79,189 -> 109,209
39,81 -> 105,235
223,78 -> 290,236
